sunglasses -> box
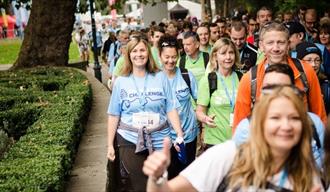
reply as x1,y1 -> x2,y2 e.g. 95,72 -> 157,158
129,35 -> 148,42
261,84 -> 303,98
161,41 -> 177,48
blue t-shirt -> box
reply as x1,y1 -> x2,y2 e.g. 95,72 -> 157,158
167,67 -> 199,143
233,112 -> 325,168
108,71 -> 180,150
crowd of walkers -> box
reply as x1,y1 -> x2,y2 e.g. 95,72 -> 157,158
103,5 -> 330,192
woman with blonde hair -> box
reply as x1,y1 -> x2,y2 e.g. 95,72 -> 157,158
196,37 -> 242,148
107,36 -> 183,191
143,86 -> 324,191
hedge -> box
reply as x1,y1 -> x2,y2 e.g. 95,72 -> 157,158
0,67 -> 92,191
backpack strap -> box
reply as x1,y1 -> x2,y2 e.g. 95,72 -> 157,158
180,68 -> 192,96
292,58 -> 309,95
113,42 -> 119,66
208,72 -> 217,107
208,72 -> 218,97
179,54 -> 186,70
202,52 -> 209,68
250,65 -> 258,108
235,70 -> 243,81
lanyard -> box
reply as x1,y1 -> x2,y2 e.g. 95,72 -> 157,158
278,168 -> 288,188
217,71 -> 236,111
132,73 -> 148,110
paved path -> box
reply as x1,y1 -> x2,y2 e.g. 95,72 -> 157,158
0,64 -> 12,71
66,63 -> 110,192
0,63 -> 111,192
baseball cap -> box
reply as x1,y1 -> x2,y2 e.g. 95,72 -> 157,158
296,42 -> 322,59
284,21 -> 306,36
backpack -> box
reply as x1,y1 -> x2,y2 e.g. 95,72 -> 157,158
250,58 -> 309,107
208,71 -> 243,97
321,79 -> 330,114
207,71 -> 243,107
179,52 -> 209,95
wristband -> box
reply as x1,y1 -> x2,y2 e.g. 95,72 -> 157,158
174,136 -> 184,145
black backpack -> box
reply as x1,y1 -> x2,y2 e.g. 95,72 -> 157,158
207,71 -> 243,107
250,58 -> 309,107
179,52 -> 209,95
321,79 -> 330,114
208,71 -> 243,97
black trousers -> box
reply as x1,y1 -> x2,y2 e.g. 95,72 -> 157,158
106,134 -> 148,192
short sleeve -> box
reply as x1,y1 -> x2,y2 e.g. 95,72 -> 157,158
107,78 -> 122,116
196,75 -> 210,106
180,140 -> 237,191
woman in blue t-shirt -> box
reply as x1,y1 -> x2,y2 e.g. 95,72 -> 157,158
107,36 -> 183,191
158,35 -> 199,179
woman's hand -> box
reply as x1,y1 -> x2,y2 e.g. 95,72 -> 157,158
143,137 -> 171,179
204,114 -> 216,128
107,145 -> 115,161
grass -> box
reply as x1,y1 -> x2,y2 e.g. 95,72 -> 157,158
0,38 -> 83,65
0,39 -> 22,64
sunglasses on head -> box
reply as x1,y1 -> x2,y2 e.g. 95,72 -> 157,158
129,35 -> 148,42
261,84 -> 304,98
161,41 -> 177,48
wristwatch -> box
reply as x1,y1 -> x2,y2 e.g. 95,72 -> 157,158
154,170 -> 168,186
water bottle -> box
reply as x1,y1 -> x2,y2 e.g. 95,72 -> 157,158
175,137 -> 187,164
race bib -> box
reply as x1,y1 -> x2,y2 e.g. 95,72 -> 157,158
132,112 -> 160,129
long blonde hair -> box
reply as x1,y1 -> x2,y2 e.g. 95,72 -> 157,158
228,86 -> 316,191
121,37 -> 159,76
324,116 -> 330,187
208,37 -> 241,72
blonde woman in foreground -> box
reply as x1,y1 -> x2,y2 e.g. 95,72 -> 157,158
143,86 -> 324,192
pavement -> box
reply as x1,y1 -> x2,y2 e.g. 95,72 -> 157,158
66,63 -> 110,192
0,63 -> 111,192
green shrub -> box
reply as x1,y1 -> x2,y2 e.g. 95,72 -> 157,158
0,130 -> 13,158
0,67 -> 92,191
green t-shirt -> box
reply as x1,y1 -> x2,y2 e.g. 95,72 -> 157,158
113,56 -> 125,76
197,71 -> 239,145
151,46 -> 162,68
177,51 -> 207,83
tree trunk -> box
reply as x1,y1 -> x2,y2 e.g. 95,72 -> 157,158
200,0 -> 206,22
12,0 -> 77,69
214,0 -> 222,16
223,0 -> 228,17
205,0 -> 212,21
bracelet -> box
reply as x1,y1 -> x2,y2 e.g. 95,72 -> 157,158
154,170 -> 168,186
